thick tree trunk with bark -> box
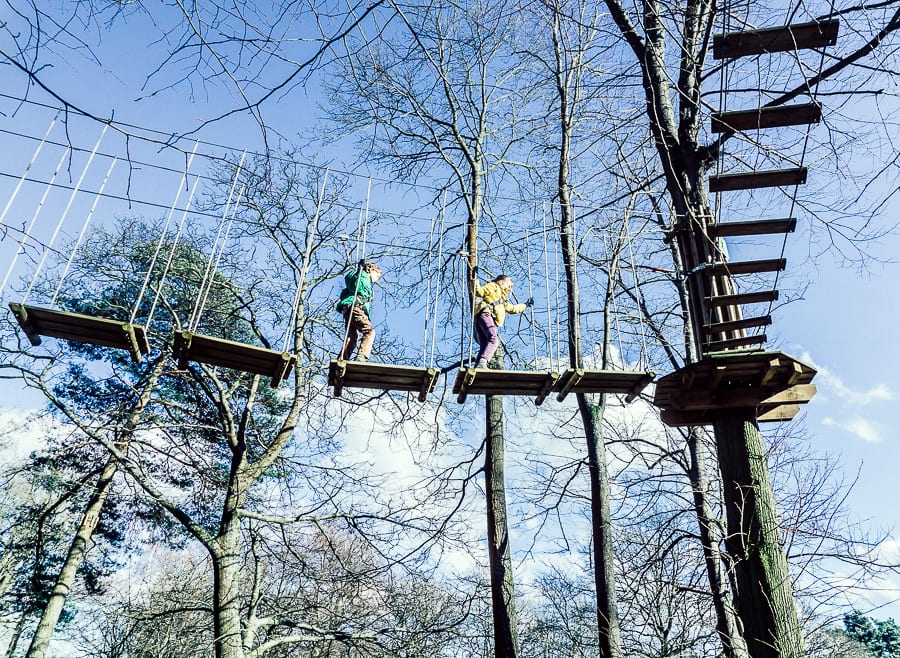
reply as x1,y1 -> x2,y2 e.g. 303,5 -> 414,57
485,385 -> 519,658
25,359 -> 165,658
714,410 -> 802,658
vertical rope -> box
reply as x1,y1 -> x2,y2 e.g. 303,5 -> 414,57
191,184 -> 244,332
430,193 -> 446,368
0,112 -> 59,229
341,181 -> 373,356
541,203 -> 554,372
0,146 -> 71,299
50,156 -> 118,306
624,215 -> 650,368
189,151 -> 246,328
423,209 -> 437,366
553,217 -> 562,372
131,141 -> 200,323
146,175 -> 201,329
525,228 -> 537,368
24,124 -> 109,304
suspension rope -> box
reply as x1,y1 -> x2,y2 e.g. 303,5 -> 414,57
541,203 -> 554,373
50,156 -> 118,306
23,124 -> 109,304
282,169 -> 329,354
191,184 -> 244,332
0,112 -> 59,230
623,214 -> 651,368
553,216 -> 562,372
525,227 -> 537,368
188,151 -> 246,329
0,146 -> 71,299
146,175 -> 202,330
423,208 -> 438,366
430,193 -> 446,368
131,141 -> 200,324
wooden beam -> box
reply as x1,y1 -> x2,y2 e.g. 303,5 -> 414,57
706,291 -> 779,307
711,103 -> 821,132
709,168 -> 807,192
708,218 -> 797,238
703,334 -> 767,352
713,19 -> 840,59
757,404 -> 801,422
704,315 -> 772,335
708,259 -> 786,276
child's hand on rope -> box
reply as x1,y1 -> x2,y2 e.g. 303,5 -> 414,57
525,297 -> 534,308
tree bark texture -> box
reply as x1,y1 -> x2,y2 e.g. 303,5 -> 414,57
686,428 -> 749,658
714,410 -> 802,658
25,359 -> 164,658
485,386 -> 519,658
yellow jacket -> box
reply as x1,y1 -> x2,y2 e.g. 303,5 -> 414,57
474,281 -> 527,327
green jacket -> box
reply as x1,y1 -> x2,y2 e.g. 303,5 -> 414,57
337,269 -> 374,316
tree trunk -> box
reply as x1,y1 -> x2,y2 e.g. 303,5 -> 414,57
25,359 -> 164,658
686,428 -> 748,658
714,410 -> 802,658
484,343 -> 519,658
213,525 -> 247,658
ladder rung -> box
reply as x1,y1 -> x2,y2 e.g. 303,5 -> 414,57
704,334 -> 768,352
709,168 -> 807,192
708,218 -> 797,238
705,291 -> 779,307
711,103 -> 822,133
713,19 -> 840,59
708,259 -> 786,276
703,315 -> 772,335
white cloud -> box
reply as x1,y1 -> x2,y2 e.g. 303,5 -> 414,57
802,352 -> 894,406
822,415 -> 884,443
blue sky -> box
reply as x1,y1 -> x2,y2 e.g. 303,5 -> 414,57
2,0 -> 899,624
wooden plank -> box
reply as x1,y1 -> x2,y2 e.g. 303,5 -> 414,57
708,259 -> 786,276
705,291 -> 779,307
703,334 -> 767,352
453,368 -> 560,404
757,404 -> 801,422
713,19 -> 840,59
175,331 -> 295,385
708,218 -> 797,238
554,369 -> 655,401
711,103 -> 821,132
9,303 -> 149,362
703,315 -> 772,335
327,360 -> 438,399
709,167 -> 807,192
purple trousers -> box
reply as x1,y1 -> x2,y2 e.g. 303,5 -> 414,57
474,311 -> 500,365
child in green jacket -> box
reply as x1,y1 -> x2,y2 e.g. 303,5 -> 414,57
337,261 -> 382,362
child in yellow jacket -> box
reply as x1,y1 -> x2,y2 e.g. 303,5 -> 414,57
473,274 -> 532,368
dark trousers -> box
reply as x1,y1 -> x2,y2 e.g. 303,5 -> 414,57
340,306 -> 375,360
474,311 -> 500,365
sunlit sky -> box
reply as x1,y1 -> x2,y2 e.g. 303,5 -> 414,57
1,0 -> 898,623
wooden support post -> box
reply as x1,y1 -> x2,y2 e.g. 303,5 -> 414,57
555,368 -> 584,402
624,373 -> 655,403
333,359 -> 347,398
535,374 -> 557,406
9,303 -> 42,346
457,368 -> 477,403
419,368 -> 439,402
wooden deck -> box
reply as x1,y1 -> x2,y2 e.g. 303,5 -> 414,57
328,360 -> 439,401
173,331 -> 295,386
9,302 -> 150,362
653,351 -> 816,426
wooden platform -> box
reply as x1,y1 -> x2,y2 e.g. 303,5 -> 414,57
653,351 -> 816,426
713,19 -> 840,59
453,368 -> 560,405
708,258 -> 786,276
554,368 -> 655,402
703,334 -> 767,353
9,302 -> 150,363
173,331 -> 295,386
328,360 -> 439,401
711,103 -> 821,133
709,167 -> 807,192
